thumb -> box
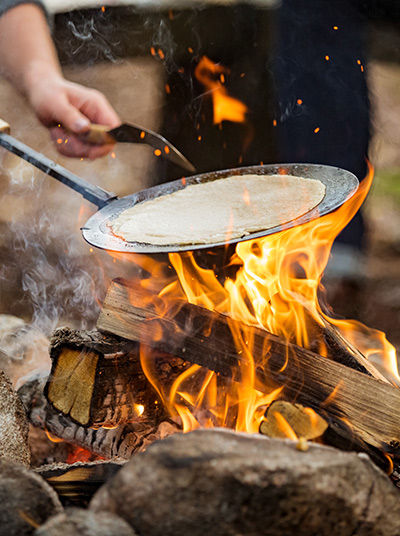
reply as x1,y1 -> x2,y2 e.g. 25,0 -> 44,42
52,98 -> 91,134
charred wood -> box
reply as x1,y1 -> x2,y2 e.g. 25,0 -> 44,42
45,327 -> 189,428
19,376 -> 179,460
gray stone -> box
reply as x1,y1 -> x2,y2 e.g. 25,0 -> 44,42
35,508 -> 136,536
0,458 -> 62,535
91,428 -> 400,536
0,315 -> 50,387
0,369 -> 30,465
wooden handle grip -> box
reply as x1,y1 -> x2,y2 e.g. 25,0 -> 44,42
82,124 -> 115,145
0,119 -> 10,134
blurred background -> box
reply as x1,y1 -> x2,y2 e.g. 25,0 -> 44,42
0,0 -> 399,354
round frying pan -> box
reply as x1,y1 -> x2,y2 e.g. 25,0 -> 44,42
0,129 -> 359,253
82,163 -> 359,254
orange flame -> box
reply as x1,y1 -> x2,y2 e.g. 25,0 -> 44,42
194,56 -> 248,125
66,446 -> 103,464
272,411 -> 298,440
110,162 -> 397,440
45,429 -> 64,443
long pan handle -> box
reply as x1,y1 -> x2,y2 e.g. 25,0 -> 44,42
0,119 -> 117,208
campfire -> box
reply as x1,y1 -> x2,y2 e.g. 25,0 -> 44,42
18,162 -> 399,469
1,5 -> 400,533
12,158 -> 400,534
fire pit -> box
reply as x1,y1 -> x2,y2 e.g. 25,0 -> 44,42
0,3 -> 400,535
2,158 -> 398,535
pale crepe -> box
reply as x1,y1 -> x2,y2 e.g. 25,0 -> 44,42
111,174 -> 326,245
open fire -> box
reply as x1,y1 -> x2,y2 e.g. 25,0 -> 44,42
26,57 -> 398,476
100,161 -> 399,449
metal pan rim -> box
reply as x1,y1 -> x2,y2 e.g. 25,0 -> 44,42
81,163 -> 359,254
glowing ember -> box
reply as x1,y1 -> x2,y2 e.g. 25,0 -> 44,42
66,446 -> 102,464
45,429 -> 104,464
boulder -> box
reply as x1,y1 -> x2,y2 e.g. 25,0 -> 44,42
91,428 -> 400,536
35,507 -> 136,536
0,458 -> 62,535
0,369 -> 30,465
0,314 -> 50,387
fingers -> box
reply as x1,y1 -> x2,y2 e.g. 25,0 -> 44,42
30,77 -> 120,158
67,84 -> 120,128
55,101 -> 91,134
51,83 -> 120,157
50,127 -> 114,159
35,91 -> 90,134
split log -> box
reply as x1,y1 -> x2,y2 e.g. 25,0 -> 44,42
19,376 -> 180,460
36,460 -> 125,507
97,278 -> 400,455
260,400 -> 328,441
307,311 -> 387,380
45,328 -> 189,428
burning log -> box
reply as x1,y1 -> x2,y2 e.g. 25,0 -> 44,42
19,376 -> 179,459
306,311 -> 387,380
45,328 -> 189,428
260,400 -> 328,441
97,278 -> 400,455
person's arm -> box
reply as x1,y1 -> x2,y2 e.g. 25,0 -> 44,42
0,3 -> 120,158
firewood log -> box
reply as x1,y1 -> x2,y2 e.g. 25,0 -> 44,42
97,278 -> 400,455
36,460 -> 124,507
45,328 -> 189,428
19,376 -> 179,460
260,400 -> 328,441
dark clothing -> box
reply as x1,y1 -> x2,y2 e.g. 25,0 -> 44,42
154,5 -> 276,183
273,0 -> 370,250
0,0 -> 45,18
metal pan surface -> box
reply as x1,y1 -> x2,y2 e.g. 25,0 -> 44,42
81,163 -> 359,254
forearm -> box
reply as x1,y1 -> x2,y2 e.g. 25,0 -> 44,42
0,3 -> 61,98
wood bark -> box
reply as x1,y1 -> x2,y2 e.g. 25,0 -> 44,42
97,278 -> 400,455
19,376 -> 179,460
45,327 -> 189,428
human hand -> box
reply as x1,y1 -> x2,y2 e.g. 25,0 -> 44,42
27,72 -> 120,159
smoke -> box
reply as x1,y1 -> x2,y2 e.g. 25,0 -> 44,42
66,16 -> 119,63
0,154 -> 111,336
